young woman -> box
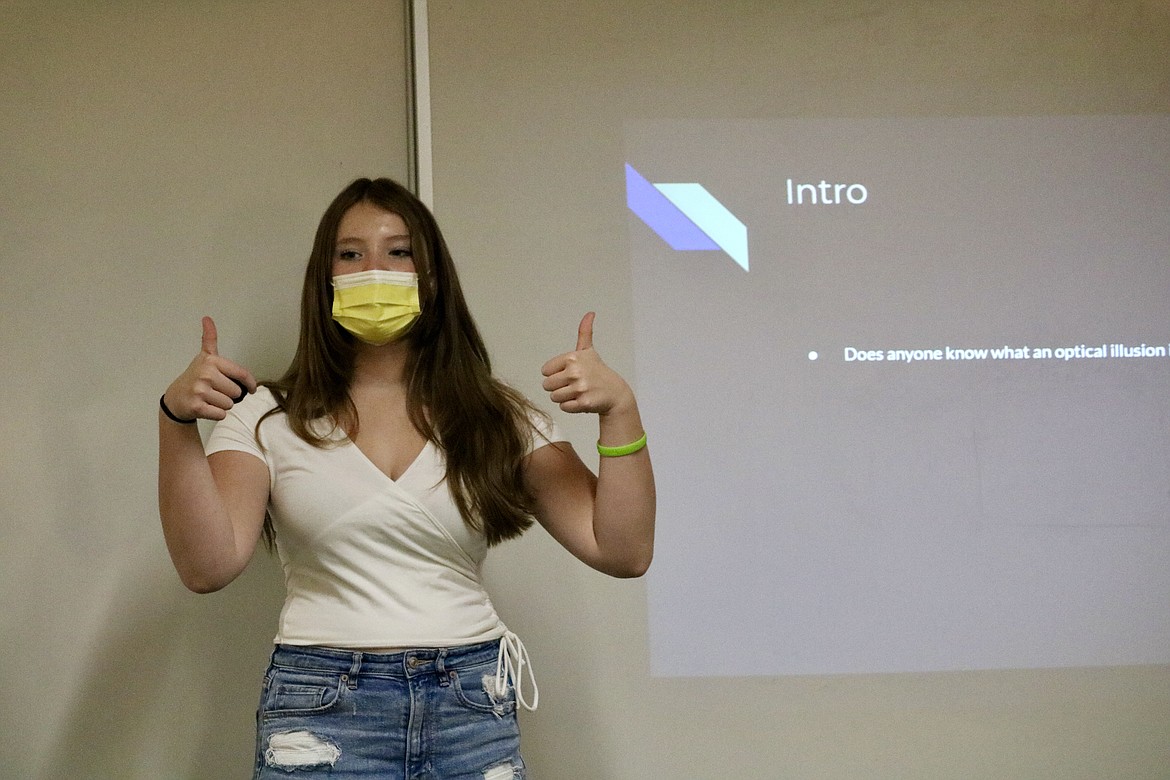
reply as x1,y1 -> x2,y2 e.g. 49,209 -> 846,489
157,177 -> 655,778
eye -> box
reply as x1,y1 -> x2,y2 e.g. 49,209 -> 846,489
337,249 -> 361,260
389,248 -> 413,258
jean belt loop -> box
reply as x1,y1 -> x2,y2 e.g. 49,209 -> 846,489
435,649 -> 451,687
346,652 -> 362,690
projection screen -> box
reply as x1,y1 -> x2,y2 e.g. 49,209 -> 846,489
628,115 -> 1170,676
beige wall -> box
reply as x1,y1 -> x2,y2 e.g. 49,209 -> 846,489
4,1 -> 1169,778
0,2 -> 408,777
426,1 -> 1170,778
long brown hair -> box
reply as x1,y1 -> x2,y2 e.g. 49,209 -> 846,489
259,177 -> 544,548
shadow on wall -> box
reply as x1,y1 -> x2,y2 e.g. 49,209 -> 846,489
39,552 -> 283,779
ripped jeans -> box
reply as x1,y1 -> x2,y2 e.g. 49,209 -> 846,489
253,641 -> 525,779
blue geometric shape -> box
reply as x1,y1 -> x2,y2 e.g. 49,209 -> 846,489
654,182 -> 749,271
625,164 -> 720,252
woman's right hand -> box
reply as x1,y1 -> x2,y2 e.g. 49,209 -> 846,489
162,316 -> 257,422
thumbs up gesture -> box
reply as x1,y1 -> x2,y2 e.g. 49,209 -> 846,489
541,312 -> 634,416
162,317 -> 257,422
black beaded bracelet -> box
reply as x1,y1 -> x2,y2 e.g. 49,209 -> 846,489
159,394 -> 197,425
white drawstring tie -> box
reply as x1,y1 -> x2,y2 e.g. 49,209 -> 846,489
495,630 -> 538,711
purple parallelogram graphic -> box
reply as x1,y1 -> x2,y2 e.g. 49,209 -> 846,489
625,164 -> 720,251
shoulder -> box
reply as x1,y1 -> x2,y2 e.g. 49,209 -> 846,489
226,385 -> 281,427
491,380 -> 566,452
208,386 -> 284,443
206,386 -> 282,459
523,405 -> 568,453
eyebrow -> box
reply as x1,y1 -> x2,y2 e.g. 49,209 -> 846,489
335,233 -> 411,245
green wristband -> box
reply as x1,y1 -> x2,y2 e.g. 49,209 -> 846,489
597,432 -> 647,457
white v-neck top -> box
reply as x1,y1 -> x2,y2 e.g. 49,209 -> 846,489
205,386 -> 564,649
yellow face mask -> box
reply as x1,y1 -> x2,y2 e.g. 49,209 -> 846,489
331,270 -> 421,346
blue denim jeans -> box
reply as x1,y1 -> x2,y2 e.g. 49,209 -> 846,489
253,641 -> 525,779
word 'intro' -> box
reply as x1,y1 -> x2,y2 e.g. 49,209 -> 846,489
786,178 -> 868,205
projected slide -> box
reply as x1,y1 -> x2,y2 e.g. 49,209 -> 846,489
626,117 -> 1170,676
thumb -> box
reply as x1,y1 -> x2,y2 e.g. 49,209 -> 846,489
201,316 -> 219,356
575,311 -> 595,352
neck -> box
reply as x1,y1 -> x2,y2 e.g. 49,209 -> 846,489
349,339 -> 412,391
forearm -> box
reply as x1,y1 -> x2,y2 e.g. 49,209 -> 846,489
537,312 -> 656,576
157,413 -> 248,592
592,399 -> 656,576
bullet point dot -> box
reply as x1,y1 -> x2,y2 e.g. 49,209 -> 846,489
808,351 -> 819,361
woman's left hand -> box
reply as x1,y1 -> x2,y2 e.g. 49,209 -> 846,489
531,311 -> 655,578
540,312 -> 634,416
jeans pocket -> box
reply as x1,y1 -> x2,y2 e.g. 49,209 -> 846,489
261,668 -> 344,717
449,667 -> 517,716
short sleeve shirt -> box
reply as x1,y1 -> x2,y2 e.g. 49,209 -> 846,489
205,386 -> 564,649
